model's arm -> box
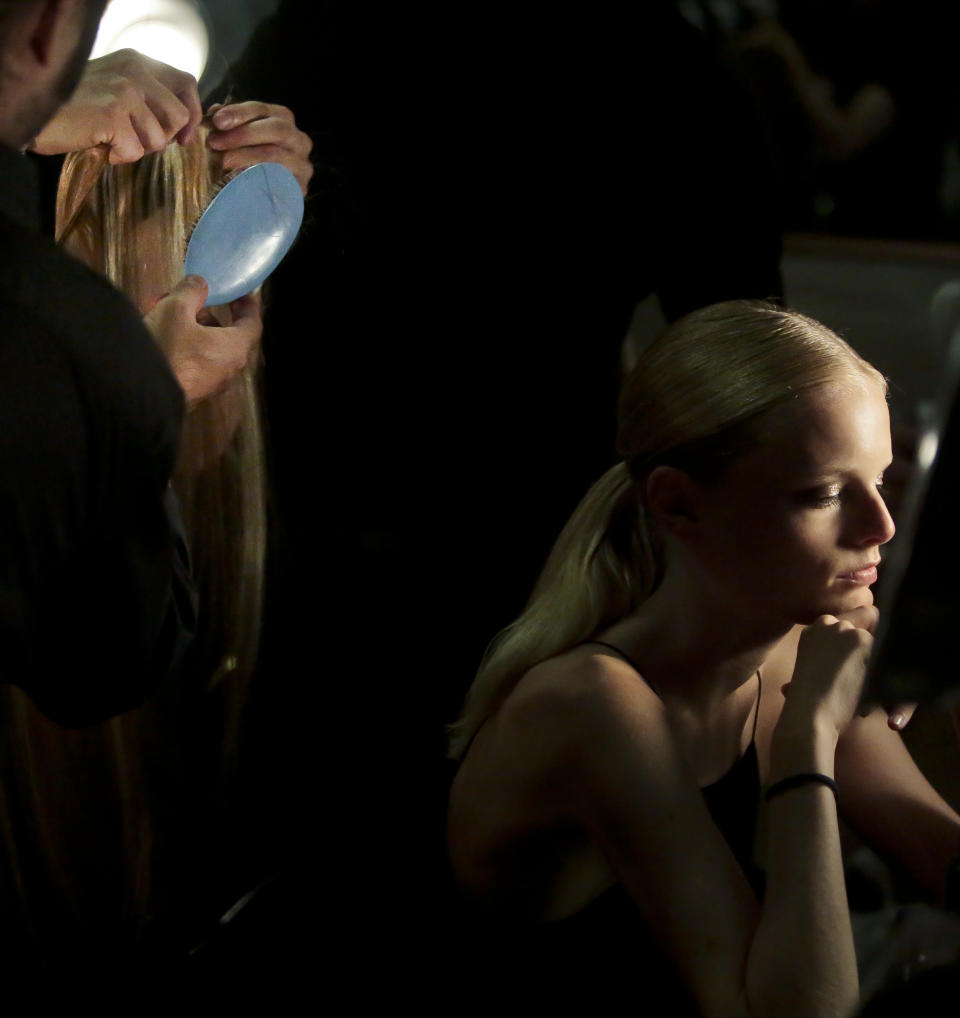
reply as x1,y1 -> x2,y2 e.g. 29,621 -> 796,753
836,708 -> 960,903
767,604 -> 960,903
567,619 -> 870,1018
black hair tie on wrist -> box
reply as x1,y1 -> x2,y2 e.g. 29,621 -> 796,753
765,773 -> 838,803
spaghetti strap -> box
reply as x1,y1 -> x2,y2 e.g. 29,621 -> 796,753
581,639 -> 645,675
584,640 -> 762,747
581,640 -> 663,698
751,670 -> 762,744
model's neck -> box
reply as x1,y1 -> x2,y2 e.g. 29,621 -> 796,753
601,575 -> 791,712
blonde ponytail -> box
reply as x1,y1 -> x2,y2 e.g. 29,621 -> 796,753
447,462 -> 655,759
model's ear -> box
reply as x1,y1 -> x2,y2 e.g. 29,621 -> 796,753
643,465 -> 702,537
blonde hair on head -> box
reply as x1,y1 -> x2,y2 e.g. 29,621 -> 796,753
447,300 -> 885,759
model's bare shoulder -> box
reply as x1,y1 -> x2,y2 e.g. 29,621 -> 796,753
498,645 -> 667,762
448,645 -> 673,910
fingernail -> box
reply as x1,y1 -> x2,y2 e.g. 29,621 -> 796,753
213,110 -> 234,128
891,713 -> 905,729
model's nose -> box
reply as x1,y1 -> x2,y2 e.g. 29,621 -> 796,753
849,487 -> 896,547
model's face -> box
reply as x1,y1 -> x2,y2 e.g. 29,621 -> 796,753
692,381 -> 895,625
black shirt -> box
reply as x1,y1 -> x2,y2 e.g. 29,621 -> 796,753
0,142 -> 196,726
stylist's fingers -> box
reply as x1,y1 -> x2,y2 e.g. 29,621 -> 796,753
211,100 -> 295,130
160,69 -> 203,144
124,103 -> 172,159
208,101 -> 314,193
104,79 -> 192,162
96,51 -> 198,159
226,293 -> 263,334
110,54 -> 199,153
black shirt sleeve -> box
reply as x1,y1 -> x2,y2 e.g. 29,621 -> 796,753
0,213 -> 196,727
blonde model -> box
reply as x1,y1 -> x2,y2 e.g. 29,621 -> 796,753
448,300 -> 960,1017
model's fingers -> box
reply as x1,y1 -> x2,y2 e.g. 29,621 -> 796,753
887,703 -> 918,731
835,603 -> 879,634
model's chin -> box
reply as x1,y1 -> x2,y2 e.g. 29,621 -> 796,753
793,585 -> 875,625
815,588 -> 875,621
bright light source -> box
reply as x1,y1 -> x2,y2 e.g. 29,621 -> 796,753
91,0 -> 209,81
917,429 -> 939,472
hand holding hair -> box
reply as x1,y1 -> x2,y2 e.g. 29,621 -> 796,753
143,276 -> 263,410
207,101 -> 314,195
30,48 -> 203,162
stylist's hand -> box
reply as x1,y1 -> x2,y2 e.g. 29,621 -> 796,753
207,101 -> 314,194
143,276 -> 262,409
30,49 -> 202,161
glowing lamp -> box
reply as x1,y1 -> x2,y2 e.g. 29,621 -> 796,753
91,0 -> 210,81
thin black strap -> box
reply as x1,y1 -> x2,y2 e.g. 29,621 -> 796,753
582,639 -> 644,674
584,642 -> 762,736
751,670 -> 762,744
581,640 -> 662,695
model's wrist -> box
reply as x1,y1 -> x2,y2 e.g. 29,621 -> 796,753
769,715 -> 838,783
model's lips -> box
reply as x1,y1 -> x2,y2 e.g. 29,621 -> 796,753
838,561 -> 880,585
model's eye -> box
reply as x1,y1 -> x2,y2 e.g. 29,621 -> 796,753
800,485 -> 842,508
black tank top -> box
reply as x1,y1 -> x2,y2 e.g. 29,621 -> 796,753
583,639 -> 764,894
463,643 -> 765,1012
452,642 -> 766,1012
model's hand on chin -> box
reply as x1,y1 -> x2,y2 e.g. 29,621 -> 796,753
834,590 -> 879,634
781,615 -> 874,739
830,594 -> 918,731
